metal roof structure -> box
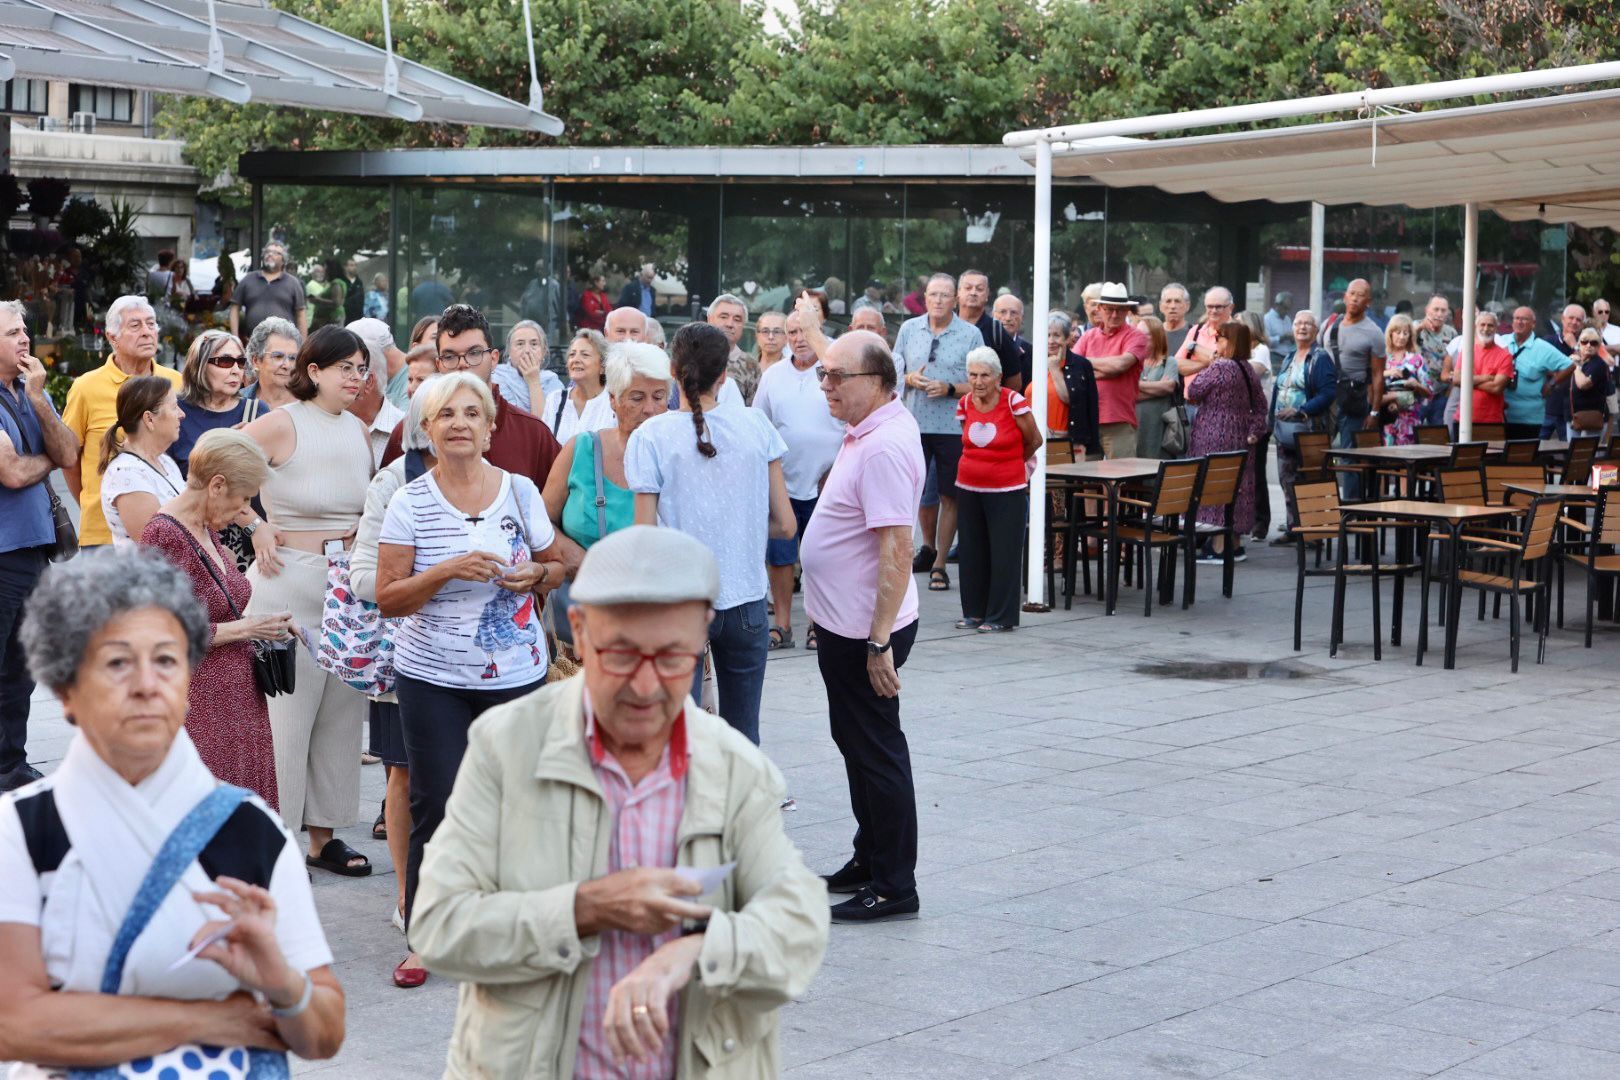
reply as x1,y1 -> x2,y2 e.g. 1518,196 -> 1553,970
0,0 -> 562,133
1030,86 -> 1620,233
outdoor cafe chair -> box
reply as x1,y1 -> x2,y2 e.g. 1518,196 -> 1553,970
1446,496 -> 1563,671
1041,437 -> 1097,602
1470,422 -> 1506,442
1328,428 -> 1383,499
1285,481 -> 1419,657
1485,463 -> 1548,507
1189,450 -> 1250,602
1559,485 -> 1620,648
1500,439 -> 1541,465
1557,434 -> 1601,486
1295,430 -> 1332,483
1448,441 -> 1488,470
1415,424 -> 1449,446
1104,457 -> 1206,617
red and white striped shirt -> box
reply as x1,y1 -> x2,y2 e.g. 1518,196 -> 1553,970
575,694 -> 690,1080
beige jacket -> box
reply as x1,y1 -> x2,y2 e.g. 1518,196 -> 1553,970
412,675 -> 829,1079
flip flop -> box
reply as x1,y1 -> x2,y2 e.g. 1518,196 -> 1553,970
928,568 -> 951,591
768,625 -> 795,650
307,837 -> 372,877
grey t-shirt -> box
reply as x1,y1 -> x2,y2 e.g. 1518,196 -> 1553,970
1320,315 -> 1385,382
234,270 -> 306,336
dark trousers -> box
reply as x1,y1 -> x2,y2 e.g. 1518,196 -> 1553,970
817,621 -> 919,898
1250,433 -> 1273,537
1505,422 -> 1542,441
396,672 -> 542,925
0,548 -> 48,775
955,488 -> 1025,626
689,597 -> 768,745
1335,411 -> 1364,500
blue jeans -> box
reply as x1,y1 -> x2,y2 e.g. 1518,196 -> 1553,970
0,547 -> 47,775
1335,411 -> 1364,501
690,597 -> 769,744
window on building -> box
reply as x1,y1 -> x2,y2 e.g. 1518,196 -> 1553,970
1,79 -> 50,115
68,84 -> 134,123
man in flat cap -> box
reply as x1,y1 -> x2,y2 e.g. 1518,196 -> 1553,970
412,525 -> 828,1079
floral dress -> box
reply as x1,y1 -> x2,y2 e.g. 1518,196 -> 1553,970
1381,351 -> 1436,446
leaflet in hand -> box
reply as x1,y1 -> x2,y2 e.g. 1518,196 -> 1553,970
674,862 -> 735,896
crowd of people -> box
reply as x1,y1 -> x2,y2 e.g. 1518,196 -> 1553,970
2,247 -> 1618,1075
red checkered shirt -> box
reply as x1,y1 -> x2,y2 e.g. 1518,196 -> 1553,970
576,693 -> 690,1080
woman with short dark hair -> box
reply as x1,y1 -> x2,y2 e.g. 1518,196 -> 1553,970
0,548 -> 345,1076
625,323 -> 795,745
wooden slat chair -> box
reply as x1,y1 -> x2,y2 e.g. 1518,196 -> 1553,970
1044,439 -> 1106,607
1295,431 -> 1332,483
1448,441 -> 1488,470
1485,464 -> 1549,507
1189,450 -> 1251,602
1105,458 -> 1206,617
1500,439 -> 1541,465
1415,424 -> 1450,446
1471,422 -> 1506,442
1447,497 -> 1564,671
1560,486 -> 1620,648
1286,481 -> 1418,658
1558,435 -> 1602,486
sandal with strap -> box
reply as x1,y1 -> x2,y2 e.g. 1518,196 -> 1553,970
306,837 -> 373,877
768,625 -> 795,650
805,626 -> 818,651
928,568 -> 951,591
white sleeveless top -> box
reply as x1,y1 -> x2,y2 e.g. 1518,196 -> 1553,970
259,401 -> 372,532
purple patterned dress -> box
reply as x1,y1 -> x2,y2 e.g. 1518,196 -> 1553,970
1187,359 -> 1269,533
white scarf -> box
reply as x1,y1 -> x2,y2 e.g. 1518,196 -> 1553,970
44,729 -> 239,1000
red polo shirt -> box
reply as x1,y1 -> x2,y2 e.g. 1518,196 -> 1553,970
380,383 -> 561,487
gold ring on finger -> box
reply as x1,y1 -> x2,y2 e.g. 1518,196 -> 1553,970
632,1005 -> 650,1018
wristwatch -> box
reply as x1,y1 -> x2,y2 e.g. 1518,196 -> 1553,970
865,639 -> 892,657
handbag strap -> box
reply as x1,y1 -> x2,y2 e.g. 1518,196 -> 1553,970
590,430 -> 609,540
553,389 -> 568,433
117,450 -> 182,496
0,382 -> 38,455
164,515 -> 244,620
100,784 -> 249,994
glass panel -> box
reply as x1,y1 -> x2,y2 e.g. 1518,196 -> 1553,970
552,181 -> 698,342
259,181 -> 391,329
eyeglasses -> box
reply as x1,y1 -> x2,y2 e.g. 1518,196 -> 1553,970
263,350 -> 296,365
436,346 -> 491,369
815,366 -> 880,386
756,327 -> 786,337
593,646 -> 703,679
207,355 -> 247,369
336,361 -> 370,379
1205,303 -> 1232,311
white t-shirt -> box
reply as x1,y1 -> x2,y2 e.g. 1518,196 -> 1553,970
752,359 -> 845,501
540,386 -> 617,446
101,451 -> 184,548
1249,342 -> 1275,404
625,402 -> 786,610
379,469 -> 556,689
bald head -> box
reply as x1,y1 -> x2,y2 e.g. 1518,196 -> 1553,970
821,329 -> 894,426
1344,279 -> 1371,319
605,306 -> 647,342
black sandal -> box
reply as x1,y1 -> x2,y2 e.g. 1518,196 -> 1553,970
928,568 -> 951,591
372,801 -> 387,842
307,838 -> 373,877
805,626 -> 818,651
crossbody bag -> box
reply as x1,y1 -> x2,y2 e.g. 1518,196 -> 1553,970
0,387 -> 78,561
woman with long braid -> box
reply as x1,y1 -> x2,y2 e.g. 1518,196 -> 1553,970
625,323 -> 795,744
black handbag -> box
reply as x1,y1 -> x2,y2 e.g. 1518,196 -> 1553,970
170,517 -> 296,698
0,389 -> 78,562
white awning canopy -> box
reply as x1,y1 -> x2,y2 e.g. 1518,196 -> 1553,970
0,0 -> 563,134
1028,87 -> 1620,232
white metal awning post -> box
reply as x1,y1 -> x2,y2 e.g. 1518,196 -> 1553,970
1308,203 -> 1325,319
1459,203 -> 1479,442
1025,140 -> 1053,608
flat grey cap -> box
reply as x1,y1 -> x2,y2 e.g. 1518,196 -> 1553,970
570,525 -> 719,607
346,318 -> 395,370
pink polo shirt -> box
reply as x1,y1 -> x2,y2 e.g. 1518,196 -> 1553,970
801,395 -> 925,641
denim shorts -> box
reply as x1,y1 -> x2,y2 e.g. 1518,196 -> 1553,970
765,497 -> 818,567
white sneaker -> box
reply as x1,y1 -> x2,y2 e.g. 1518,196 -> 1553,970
392,906 -> 406,933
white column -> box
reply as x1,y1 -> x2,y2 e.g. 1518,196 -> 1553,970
1309,202 -> 1325,318
1459,202 -> 1478,442
1025,139 -> 1053,608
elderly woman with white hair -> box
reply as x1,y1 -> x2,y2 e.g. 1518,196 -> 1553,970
243,316 -> 302,412
490,318 -> 562,413
375,371 -> 567,990
0,548 -> 345,1077
540,328 -> 616,444
61,294 -> 184,547
953,344 -> 1041,633
347,376 -> 440,982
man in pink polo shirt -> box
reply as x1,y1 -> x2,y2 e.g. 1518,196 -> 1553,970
1076,282 -> 1150,458
801,329 -> 926,924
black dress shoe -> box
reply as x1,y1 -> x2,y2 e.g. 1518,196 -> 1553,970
830,886 -> 920,923
0,763 -> 43,792
820,858 -> 873,894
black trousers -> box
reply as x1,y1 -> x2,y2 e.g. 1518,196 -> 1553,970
955,487 -> 1025,626
816,621 -> 919,897
1250,433 -> 1272,537
0,547 -> 48,775
396,672 -> 542,925
1504,422 -> 1542,442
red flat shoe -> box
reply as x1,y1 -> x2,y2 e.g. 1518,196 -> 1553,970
393,957 -> 428,989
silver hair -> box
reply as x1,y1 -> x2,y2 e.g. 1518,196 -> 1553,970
1048,311 -> 1074,335
965,344 -> 1002,379
1160,282 -> 1190,303
403,374 -> 441,452
0,299 -> 27,322
606,342 -> 673,398
21,548 -> 210,691
1204,285 -> 1235,305
1293,309 -> 1320,327
105,295 -> 155,337
419,371 -> 496,439
926,272 -> 956,292
506,319 -> 548,353
643,316 -> 666,347
246,317 -> 303,361
707,293 -> 748,318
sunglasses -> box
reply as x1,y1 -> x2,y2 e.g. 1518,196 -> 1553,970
207,354 -> 247,368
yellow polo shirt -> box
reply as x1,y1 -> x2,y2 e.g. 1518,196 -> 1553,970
61,358 -> 184,546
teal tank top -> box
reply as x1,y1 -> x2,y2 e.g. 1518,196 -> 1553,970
561,430 -> 634,548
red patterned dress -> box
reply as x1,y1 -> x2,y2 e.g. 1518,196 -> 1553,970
142,513 -> 280,810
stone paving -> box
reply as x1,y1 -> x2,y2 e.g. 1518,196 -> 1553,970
14,532 -> 1620,1078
